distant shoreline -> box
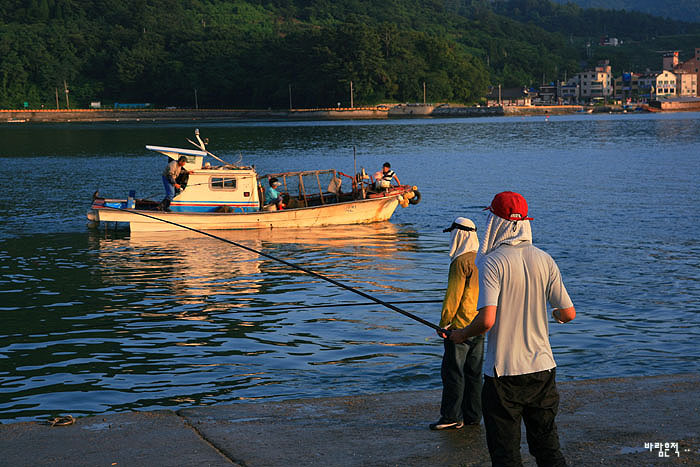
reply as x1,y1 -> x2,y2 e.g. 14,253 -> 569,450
2,102 -> 689,124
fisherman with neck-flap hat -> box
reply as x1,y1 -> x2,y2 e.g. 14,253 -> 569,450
429,217 -> 484,430
442,191 -> 576,466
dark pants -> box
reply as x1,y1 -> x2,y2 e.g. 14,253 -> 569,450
482,368 -> 566,467
439,334 -> 484,424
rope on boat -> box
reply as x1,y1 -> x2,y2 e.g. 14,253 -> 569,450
102,206 -> 445,332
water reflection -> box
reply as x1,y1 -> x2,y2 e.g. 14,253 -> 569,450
1,223 -> 439,422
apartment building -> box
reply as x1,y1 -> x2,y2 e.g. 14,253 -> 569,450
562,60 -> 613,103
613,73 -> 641,102
557,81 -> 580,104
673,48 -> 700,94
675,71 -> 698,96
655,70 -> 677,97
637,70 -> 679,100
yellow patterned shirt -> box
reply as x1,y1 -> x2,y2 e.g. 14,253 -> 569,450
439,251 -> 479,329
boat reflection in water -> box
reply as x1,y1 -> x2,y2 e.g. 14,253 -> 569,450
90,222 -> 422,327
27,221 -> 434,419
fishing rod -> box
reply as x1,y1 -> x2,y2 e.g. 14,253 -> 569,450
102,206 -> 446,333
243,299 -> 442,314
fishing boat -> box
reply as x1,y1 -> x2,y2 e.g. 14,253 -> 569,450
87,130 -> 421,232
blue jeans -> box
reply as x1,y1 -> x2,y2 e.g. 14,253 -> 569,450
162,175 -> 175,201
439,334 -> 484,423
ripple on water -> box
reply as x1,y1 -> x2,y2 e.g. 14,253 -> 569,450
1,116 -> 699,421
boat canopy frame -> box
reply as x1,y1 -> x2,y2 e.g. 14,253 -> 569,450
259,169 -> 358,209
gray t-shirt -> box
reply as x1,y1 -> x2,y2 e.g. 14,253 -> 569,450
477,242 -> 573,377
162,160 -> 182,183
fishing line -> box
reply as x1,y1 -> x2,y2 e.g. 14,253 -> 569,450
101,206 -> 445,332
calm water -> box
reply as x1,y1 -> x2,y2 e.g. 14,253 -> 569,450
1,113 -> 699,422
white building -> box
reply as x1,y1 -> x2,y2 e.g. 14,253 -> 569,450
654,70 -> 677,97
675,71 -> 698,97
566,60 -> 613,103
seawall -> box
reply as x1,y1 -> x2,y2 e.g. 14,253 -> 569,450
0,103 -> 654,124
0,373 -> 698,466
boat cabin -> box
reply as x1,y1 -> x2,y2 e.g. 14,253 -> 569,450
147,145 -> 358,214
148,144 -> 260,213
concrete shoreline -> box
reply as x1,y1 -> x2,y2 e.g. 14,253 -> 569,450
1,373 -> 698,466
0,104 -> 639,124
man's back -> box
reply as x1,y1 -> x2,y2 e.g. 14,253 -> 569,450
478,243 -> 572,377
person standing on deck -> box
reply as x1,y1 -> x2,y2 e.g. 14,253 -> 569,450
161,156 -> 192,212
430,217 -> 484,430
441,191 -> 575,466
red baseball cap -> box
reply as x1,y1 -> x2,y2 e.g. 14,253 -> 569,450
485,191 -> 533,221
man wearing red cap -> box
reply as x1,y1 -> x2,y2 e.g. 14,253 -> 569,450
443,191 -> 576,467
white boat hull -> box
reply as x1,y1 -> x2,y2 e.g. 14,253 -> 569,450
89,195 -> 402,232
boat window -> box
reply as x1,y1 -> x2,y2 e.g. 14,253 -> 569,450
210,177 -> 237,190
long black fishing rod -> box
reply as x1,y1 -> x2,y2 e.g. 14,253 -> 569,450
246,299 -> 442,314
103,206 -> 445,332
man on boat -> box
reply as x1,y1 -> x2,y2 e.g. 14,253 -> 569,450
430,217 -> 484,431
161,156 -> 192,212
263,177 -> 284,211
374,162 -> 400,190
441,191 -> 575,466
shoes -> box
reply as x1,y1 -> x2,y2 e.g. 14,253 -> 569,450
429,419 -> 464,430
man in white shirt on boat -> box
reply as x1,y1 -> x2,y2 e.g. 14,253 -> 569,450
374,162 -> 400,190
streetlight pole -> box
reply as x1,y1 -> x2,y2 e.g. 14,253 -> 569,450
64,80 -> 70,109
194,88 -> 199,109
350,81 -> 354,108
288,84 -> 292,110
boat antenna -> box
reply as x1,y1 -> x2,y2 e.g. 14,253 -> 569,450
194,128 -> 206,151
186,129 -> 232,166
353,145 -> 357,179
102,206 -> 445,333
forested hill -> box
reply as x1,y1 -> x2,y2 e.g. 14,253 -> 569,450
1,0 -> 699,110
564,0 -> 700,24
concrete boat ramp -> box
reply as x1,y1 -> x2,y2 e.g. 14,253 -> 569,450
1,374 -> 698,466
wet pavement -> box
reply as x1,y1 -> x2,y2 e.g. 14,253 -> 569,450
1,373 -> 698,466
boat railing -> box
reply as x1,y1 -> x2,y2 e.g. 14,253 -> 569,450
259,169 -> 355,208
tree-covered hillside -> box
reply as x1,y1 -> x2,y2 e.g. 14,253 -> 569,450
1,0 -> 698,109
564,0 -> 700,24
492,0 -> 700,72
